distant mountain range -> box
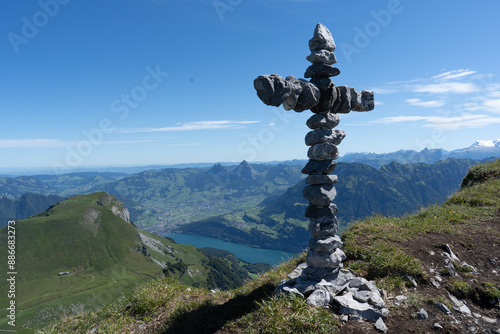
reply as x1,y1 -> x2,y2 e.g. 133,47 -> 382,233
339,139 -> 500,168
179,158 -> 480,252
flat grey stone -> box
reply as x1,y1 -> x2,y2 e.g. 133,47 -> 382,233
306,174 -> 338,185
301,159 -> 337,175
375,317 -> 388,333
352,290 -> 371,303
307,142 -> 339,161
293,282 -> 316,296
314,278 -> 349,295
309,235 -> 342,253
308,216 -> 339,237
310,77 -> 336,113
301,266 -> 340,281
403,275 -> 418,287
350,315 -> 363,322
293,79 -> 320,112
430,277 -> 441,288
275,285 -> 304,298
433,323 -> 443,330
282,75 -> 302,111
306,112 -> 341,130
449,293 -> 472,316
482,316 -> 497,324
416,308 -> 428,319
334,292 -> 384,322
305,129 -> 346,146
254,74 -> 300,107
333,86 -> 374,113
306,248 -> 346,268
358,280 -> 378,293
287,262 -> 308,280
304,63 -> 340,78
333,85 -> 352,113
369,293 -> 385,309
305,203 -> 338,218
306,289 -> 333,306
436,302 -> 451,314
309,23 -> 336,52
303,184 -> 336,206
444,244 -> 460,261
306,49 -> 337,65
352,90 -> 375,111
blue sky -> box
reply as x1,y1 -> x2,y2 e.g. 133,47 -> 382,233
2,0 -> 500,171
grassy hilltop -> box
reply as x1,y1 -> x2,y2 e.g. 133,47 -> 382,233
0,192 -> 267,333
40,160 -> 500,333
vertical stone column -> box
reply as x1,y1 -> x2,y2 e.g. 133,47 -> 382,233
253,23 -> 374,280
301,24 -> 346,276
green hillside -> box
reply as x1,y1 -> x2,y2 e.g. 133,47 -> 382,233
0,192 -> 265,333
40,159 -> 500,334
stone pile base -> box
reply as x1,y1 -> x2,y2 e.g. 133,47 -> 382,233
276,263 -> 389,322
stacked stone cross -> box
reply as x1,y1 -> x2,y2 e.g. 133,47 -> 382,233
253,25 -> 386,321
254,23 -> 374,275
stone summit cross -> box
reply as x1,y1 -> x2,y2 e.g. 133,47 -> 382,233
253,24 -> 387,321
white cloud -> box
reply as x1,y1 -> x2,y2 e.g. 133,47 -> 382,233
406,98 -> 445,108
432,69 -> 477,81
117,120 -> 260,133
0,139 -> 153,148
483,99 -> 500,113
413,82 -> 477,94
370,87 -> 397,94
0,139 -> 70,148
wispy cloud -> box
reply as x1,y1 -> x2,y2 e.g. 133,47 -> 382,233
372,114 -> 500,130
372,68 -> 483,96
0,139 -> 72,148
0,139 -> 153,148
432,69 -> 477,81
483,99 -> 500,113
406,98 -> 445,108
413,82 -> 477,94
117,120 -> 260,133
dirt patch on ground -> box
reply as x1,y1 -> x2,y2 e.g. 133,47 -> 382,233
340,217 -> 500,333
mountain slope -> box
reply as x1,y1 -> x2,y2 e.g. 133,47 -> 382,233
0,176 -> 59,198
0,193 -> 64,228
41,159 -> 500,334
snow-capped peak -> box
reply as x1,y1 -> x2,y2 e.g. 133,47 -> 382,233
471,139 -> 500,148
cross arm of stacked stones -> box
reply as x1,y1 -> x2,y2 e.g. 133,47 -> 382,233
253,24 -> 387,323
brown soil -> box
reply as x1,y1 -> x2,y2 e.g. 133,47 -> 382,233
340,217 -> 500,334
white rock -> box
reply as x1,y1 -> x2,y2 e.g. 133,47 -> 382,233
306,289 -> 333,306
375,317 -> 388,333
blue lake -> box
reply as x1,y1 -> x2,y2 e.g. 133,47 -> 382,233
166,234 -> 298,266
